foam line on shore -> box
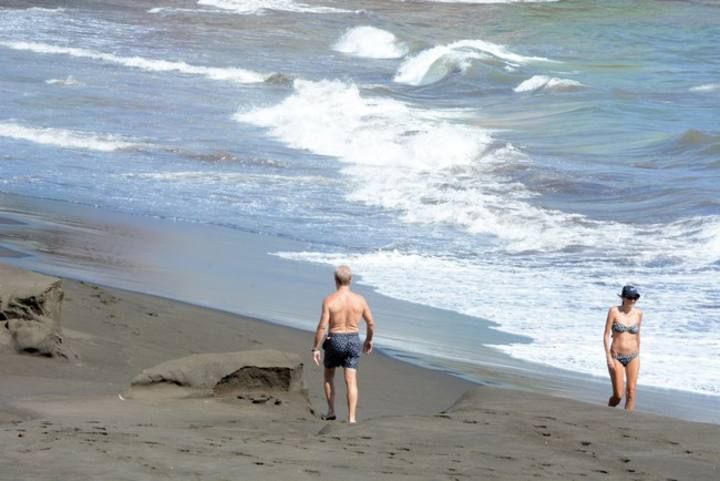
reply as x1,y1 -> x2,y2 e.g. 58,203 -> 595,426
197,0 -> 352,15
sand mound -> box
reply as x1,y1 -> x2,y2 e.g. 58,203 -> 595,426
0,263 -> 70,358
129,350 -> 305,399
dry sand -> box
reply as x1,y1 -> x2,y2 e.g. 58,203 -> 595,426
1,278 -> 718,480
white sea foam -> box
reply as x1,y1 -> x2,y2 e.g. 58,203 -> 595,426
273,246 -> 720,397
690,83 -> 720,93
22,7 -> 65,13
0,122 -> 141,152
394,39 -> 555,86
122,171 -> 328,185
426,1 -> 558,3
235,79 -> 491,169
0,41 -> 267,84
46,75 -> 83,86
333,26 -> 408,59
197,0 -> 351,15
235,79 -> 720,260
148,7 -> 220,14
514,75 -> 586,92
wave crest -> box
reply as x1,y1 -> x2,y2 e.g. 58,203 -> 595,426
197,0 -> 351,15
0,40 -> 267,84
45,75 -> 83,86
394,39 -> 555,86
514,75 -> 586,92
333,26 -> 408,59
0,122 -> 142,152
690,83 -> 720,93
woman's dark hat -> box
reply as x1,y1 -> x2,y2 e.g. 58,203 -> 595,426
619,285 -> 640,299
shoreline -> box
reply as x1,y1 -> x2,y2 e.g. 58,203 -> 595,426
0,191 -> 718,425
1,266 -> 718,480
1,197 -> 719,480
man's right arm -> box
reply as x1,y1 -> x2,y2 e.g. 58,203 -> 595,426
312,298 -> 330,366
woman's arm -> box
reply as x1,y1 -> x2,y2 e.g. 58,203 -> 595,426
603,307 -> 615,367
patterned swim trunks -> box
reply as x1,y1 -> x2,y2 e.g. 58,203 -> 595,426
323,332 -> 362,369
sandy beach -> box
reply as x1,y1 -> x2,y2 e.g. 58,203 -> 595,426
3,1 -> 719,478
0,264 -> 718,480
0,194 -> 718,481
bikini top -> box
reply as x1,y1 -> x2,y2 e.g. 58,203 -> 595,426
612,322 -> 639,334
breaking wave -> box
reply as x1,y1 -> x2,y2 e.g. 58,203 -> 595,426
333,26 -> 408,59
514,75 -> 586,92
394,39 -> 555,86
0,122 -> 143,152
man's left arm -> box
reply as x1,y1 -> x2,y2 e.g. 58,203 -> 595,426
362,298 -> 375,354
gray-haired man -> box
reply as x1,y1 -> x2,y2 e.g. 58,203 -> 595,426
312,265 -> 375,423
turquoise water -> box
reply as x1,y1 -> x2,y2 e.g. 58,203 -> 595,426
0,0 -> 718,397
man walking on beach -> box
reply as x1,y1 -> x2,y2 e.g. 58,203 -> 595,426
312,265 -> 375,423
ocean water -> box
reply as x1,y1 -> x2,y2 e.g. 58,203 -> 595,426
1,0 -> 718,398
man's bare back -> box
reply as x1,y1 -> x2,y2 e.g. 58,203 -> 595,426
324,289 -> 370,334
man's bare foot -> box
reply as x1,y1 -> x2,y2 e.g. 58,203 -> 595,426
321,413 -> 336,421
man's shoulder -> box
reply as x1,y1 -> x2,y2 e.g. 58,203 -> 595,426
351,292 -> 368,305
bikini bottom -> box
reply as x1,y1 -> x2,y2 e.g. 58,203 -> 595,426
613,352 -> 639,367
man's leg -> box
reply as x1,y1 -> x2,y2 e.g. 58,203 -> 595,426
323,367 -> 336,418
344,368 -> 358,423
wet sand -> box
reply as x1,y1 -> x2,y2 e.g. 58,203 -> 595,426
0,192 -> 717,425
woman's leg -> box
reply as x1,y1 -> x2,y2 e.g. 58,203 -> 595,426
607,359 -> 624,407
624,357 -> 640,411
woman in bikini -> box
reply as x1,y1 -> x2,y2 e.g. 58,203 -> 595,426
603,285 -> 643,411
